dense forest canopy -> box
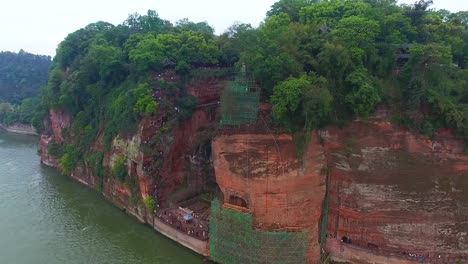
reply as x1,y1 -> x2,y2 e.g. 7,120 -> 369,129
0,50 -> 51,125
35,0 -> 468,172
0,50 -> 51,104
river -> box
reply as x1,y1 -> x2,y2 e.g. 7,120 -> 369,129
0,132 -> 204,264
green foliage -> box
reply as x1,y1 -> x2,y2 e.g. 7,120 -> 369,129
123,10 -> 172,34
300,0 -> 373,26
86,151 -> 105,191
133,83 -> 157,114
176,95 -> 197,120
272,75 -> 333,132
128,34 -> 165,73
0,50 -> 51,104
344,67 -> 381,118
47,143 -> 63,157
143,197 -> 156,212
345,83 -> 381,119
82,43 -> 123,81
35,1 -> 468,171
128,176 -> 140,206
0,98 -> 38,125
422,120 -> 434,137
267,0 -> 318,21
112,156 -> 127,182
128,30 -> 218,75
334,16 -> 380,47
58,144 -> 81,175
176,19 -> 215,40
218,23 -> 257,66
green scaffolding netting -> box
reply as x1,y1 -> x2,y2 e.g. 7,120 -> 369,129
209,200 -> 308,264
219,71 -> 259,127
319,186 -> 329,246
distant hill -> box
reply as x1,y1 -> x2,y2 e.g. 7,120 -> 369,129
0,50 -> 52,104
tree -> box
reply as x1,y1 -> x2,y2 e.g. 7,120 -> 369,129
267,0 -> 317,21
128,34 -> 165,73
345,83 -> 381,119
300,0 -> 373,26
128,30 -> 218,75
0,51 -> 51,104
124,10 -> 172,34
239,13 -> 306,96
82,43 -> 123,81
218,23 -> 257,66
334,16 -> 380,47
406,0 -> 433,28
112,156 -> 128,182
176,19 -> 215,40
271,75 -> 333,132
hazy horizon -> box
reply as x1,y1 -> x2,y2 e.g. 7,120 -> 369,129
1,0 -> 466,57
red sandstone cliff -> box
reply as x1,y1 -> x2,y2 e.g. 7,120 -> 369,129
37,77 -> 223,222
323,121 -> 468,264
37,80 -> 468,264
212,133 -> 326,263
38,109 -> 71,167
210,115 -> 468,264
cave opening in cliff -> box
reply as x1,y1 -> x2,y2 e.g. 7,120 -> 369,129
229,195 -> 248,208
341,236 -> 350,244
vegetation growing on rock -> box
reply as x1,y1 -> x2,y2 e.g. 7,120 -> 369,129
37,0 -> 468,181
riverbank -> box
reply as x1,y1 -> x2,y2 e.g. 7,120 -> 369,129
70,169 -> 210,257
0,133 -> 204,264
0,123 -> 37,136
65,155 -> 211,260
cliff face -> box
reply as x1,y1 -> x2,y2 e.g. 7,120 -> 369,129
38,77 -> 223,221
212,133 -> 326,263
37,85 -> 468,264
210,117 -> 468,264
323,121 -> 468,263
38,109 -> 71,167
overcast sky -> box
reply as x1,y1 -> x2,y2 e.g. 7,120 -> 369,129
0,0 -> 466,56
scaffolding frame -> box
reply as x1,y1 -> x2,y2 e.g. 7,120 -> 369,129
219,65 -> 260,127
209,200 -> 308,264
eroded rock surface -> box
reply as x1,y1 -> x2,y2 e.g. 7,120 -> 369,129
324,121 -> 468,263
212,133 -> 326,263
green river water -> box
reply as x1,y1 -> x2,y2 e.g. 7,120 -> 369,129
0,132 -> 204,264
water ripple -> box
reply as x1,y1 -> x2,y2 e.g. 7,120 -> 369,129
0,134 -> 204,264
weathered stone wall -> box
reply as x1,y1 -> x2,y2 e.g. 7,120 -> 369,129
156,108 -> 215,203
187,79 -> 225,105
212,133 -> 326,263
48,109 -> 71,144
38,109 -> 71,167
323,121 -> 468,263
38,134 -> 58,167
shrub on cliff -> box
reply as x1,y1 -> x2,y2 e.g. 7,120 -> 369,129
143,197 -> 156,212
112,156 -> 127,182
134,84 -> 157,114
47,143 -> 63,157
58,145 -> 81,175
